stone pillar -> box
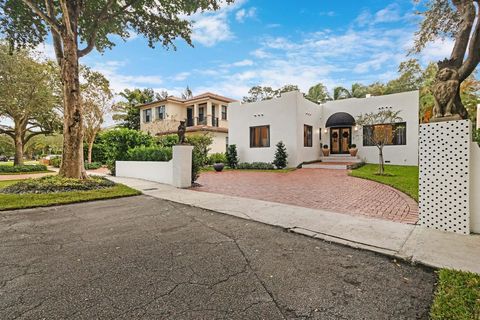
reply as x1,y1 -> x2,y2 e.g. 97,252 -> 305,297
194,103 -> 199,125
172,145 -> 193,188
419,120 -> 471,234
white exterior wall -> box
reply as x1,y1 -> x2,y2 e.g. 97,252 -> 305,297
321,91 -> 419,166
116,145 -> 193,188
229,91 -> 322,167
471,142 -> 480,233
116,161 -> 173,185
210,132 -> 228,154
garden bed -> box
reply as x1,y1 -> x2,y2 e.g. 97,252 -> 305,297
0,176 -> 140,210
0,164 -> 50,175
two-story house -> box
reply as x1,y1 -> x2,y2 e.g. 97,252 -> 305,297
138,92 -> 236,153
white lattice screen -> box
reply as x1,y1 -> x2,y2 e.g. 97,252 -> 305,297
419,120 -> 471,234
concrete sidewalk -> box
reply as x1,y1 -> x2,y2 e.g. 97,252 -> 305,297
111,176 -> 480,274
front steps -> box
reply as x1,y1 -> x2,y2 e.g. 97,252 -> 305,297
301,155 -> 363,170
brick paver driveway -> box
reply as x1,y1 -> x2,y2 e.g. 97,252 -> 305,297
195,169 -> 418,224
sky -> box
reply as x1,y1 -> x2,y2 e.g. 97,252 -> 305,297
37,0 -> 452,101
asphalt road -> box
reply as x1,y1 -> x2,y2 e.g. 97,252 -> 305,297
0,196 -> 436,319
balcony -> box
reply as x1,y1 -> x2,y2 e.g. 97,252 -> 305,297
196,117 -> 207,126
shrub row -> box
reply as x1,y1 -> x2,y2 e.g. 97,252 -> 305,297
0,176 -> 115,194
0,164 -> 48,173
84,162 -> 102,170
237,162 -> 275,170
126,146 -> 172,162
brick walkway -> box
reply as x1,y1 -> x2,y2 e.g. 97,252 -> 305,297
195,169 -> 419,224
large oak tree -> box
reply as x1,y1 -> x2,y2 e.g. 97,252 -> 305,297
0,0 -> 233,178
0,45 -> 61,165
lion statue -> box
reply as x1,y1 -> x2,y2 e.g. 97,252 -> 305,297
432,65 -> 460,119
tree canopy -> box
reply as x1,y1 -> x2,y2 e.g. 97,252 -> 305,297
0,44 -> 61,165
242,84 -> 300,102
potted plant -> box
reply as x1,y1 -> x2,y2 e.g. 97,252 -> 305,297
213,163 -> 224,172
349,144 -> 358,157
322,144 -> 330,157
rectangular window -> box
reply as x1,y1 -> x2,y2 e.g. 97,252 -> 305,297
250,125 -> 270,148
363,122 -> 407,146
222,105 -> 227,120
198,105 -> 206,124
304,125 -> 313,147
156,105 -> 165,120
143,108 -> 152,123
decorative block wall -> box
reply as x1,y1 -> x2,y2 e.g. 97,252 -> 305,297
419,120 -> 471,234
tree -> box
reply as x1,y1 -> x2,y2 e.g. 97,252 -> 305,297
242,84 -> 300,102
226,144 -> 239,168
181,86 -> 193,99
113,88 -> 165,130
333,83 -> 368,100
0,0 -> 233,178
356,110 -> 403,175
0,135 -> 14,157
0,45 -> 61,165
412,0 -> 480,120
81,66 -> 113,164
306,83 -> 331,103
273,141 -> 288,169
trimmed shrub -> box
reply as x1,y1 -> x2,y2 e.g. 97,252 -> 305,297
84,162 -> 102,170
237,162 -> 275,170
126,146 -> 172,162
273,141 -> 288,169
97,128 -> 155,175
226,144 -> 239,169
0,164 -> 48,173
156,134 -> 179,148
208,153 -> 227,165
49,157 -> 62,168
186,134 -> 213,183
0,176 -> 115,194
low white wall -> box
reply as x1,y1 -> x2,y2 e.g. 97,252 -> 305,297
116,145 -> 193,188
471,142 -> 480,233
116,161 -> 173,185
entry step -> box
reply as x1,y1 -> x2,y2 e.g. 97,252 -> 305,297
321,156 -> 362,163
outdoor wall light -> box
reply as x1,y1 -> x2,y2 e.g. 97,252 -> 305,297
323,128 -> 328,133
354,125 -> 358,131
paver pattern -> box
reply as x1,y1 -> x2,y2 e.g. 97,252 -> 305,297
0,196 -> 434,319
196,168 -> 419,224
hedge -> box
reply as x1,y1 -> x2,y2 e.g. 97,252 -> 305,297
0,164 -> 48,173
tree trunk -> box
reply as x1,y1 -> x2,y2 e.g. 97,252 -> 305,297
378,147 -> 384,175
58,30 -> 87,179
13,128 -> 24,166
87,139 -> 94,164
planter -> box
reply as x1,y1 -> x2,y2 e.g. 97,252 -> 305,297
349,148 -> 358,157
322,148 -> 330,157
213,163 -> 225,172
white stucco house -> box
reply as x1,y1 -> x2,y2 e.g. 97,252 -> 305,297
229,90 -> 419,168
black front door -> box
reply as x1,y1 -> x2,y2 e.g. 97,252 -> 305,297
187,108 -> 194,126
330,127 -> 351,154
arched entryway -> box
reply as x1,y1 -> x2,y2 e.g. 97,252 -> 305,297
325,112 -> 355,154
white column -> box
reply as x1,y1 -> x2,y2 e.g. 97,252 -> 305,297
419,120 -> 471,234
476,104 -> 479,130
194,103 -> 199,126
206,101 -> 212,126
172,145 -> 193,188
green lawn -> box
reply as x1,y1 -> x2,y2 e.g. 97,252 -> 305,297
349,164 -> 419,201
430,269 -> 480,320
0,181 -> 140,211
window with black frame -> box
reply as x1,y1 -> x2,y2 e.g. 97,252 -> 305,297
156,105 -> 165,120
250,125 -> 270,148
143,108 -> 152,123
304,125 -> 313,147
221,105 -> 227,120
363,122 -> 407,146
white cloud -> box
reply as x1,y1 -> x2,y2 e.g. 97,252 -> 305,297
189,0 -> 247,47
231,59 -> 254,67
418,38 -> 455,64
172,72 -> 191,81
235,7 -> 256,23
319,11 -> 335,17
356,3 -> 404,27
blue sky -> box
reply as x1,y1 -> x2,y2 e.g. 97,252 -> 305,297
42,0 -> 453,100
